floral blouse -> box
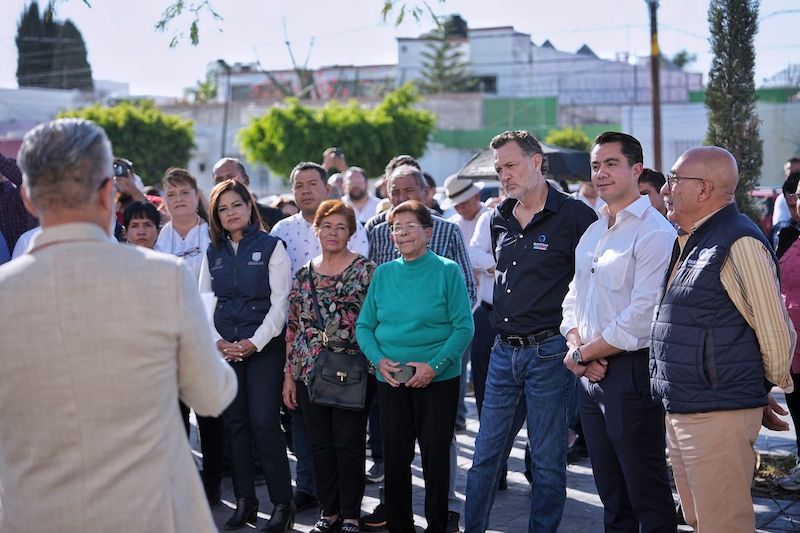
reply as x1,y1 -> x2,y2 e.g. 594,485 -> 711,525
286,255 -> 376,384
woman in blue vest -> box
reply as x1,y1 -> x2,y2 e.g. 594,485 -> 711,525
200,179 -> 295,532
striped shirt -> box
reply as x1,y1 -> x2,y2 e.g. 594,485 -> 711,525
672,208 -> 796,391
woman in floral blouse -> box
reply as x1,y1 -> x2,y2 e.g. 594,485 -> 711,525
283,200 -> 376,533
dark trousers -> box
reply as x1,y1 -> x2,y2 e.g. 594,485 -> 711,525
379,377 -> 459,533
786,371 -> 800,456
225,347 -> 293,504
297,377 -> 377,519
179,402 -> 224,489
470,303 -> 496,414
579,349 -> 677,533
368,398 -> 384,462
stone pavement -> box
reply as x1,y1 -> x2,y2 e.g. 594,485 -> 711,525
200,391 -> 800,532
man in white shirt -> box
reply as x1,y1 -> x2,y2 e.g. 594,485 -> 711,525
342,166 -> 381,224
561,132 -> 677,531
270,161 -> 368,512
573,181 -> 606,215
272,162 -> 369,276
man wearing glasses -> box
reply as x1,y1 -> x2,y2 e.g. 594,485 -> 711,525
651,146 -> 795,532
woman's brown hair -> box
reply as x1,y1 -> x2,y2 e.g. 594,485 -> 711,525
313,199 -> 357,238
207,179 -> 264,248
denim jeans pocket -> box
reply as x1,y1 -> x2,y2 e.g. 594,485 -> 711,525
536,334 -> 568,360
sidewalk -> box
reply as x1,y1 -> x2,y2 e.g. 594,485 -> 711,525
203,391 -> 800,532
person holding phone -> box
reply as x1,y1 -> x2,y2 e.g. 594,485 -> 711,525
356,200 -> 474,533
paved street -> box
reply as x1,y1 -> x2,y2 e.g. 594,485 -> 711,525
201,390 -> 800,532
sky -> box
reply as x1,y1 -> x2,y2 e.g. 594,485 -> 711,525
0,0 -> 798,97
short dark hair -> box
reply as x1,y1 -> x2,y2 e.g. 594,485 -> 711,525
787,157 -> 800,165
208,179 -> 264,248
639,168 -> 665,191
593,131 -> 644,166
784,172 -> 800,195
490,130 -> 548,173
313,199 -> 357,237
290,161 -> 327,185
388,200 -> 433,228
384,155 -> 420,179
123,201 -> 160,230
422,171 -> 436,190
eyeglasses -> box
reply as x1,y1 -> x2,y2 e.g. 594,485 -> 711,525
176,246 -> 202,258
666,174 -> 705,189
391,223 -> 429,234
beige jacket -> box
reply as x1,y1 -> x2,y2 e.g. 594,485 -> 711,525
0,223 -> 237,532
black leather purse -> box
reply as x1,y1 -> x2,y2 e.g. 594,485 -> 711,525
306,264 -> 368,411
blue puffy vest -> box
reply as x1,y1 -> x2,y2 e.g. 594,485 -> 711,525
206,225 -> 279,342
650,204 -> 773,414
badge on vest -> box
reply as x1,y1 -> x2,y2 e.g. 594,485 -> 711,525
248,251 -> 265,266
684,246 -> 716,269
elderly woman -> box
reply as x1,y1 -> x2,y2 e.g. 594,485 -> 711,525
282,200 -> 376,533
356,200 -> 474,533
199,179 -> 295,532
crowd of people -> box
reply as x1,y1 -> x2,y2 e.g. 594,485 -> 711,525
0,117 -> 798,533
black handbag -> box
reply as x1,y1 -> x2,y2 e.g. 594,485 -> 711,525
306,263 -> 368,411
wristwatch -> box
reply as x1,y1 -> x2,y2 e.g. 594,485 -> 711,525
572,347 -> 589,367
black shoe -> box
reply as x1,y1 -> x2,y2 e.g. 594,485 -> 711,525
311,517 -> 342,533
446,511 -> 460,533
341,522 -> 360,533
293,490 -> 319,512
225,497 -> 259,530
261,500 -> 296,533
360,503 -> 386,532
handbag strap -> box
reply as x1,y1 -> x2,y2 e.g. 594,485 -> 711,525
306,262 -> 329,346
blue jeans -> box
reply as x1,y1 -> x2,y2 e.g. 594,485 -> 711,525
465,334 -> 574,533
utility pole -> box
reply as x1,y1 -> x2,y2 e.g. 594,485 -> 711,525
217,59 -> 232,158
646,0 -> 663,171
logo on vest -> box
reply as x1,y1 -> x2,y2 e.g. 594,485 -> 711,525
248,251 -> 265,266
210,257 -> 223,271
684,245 -> 717,269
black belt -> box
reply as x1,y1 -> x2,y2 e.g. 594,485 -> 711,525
500,328 -> 560,347
480,301 -> 493,311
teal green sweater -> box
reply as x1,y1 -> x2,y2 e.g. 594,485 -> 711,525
356,250 -> 474,383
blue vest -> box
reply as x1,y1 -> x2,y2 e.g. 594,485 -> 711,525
650,204 -> 773,414
207,225 -> 279,342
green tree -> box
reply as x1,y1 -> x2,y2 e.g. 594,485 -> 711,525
238,83 -> 435,179
545,127 -> 591,151
705,0 -> 762,220
59,101 -> 195,186
417,28 -> 477,94
670,49 -> 697,70
16,2 -> 93,90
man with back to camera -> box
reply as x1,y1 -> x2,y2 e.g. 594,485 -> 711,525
651,146 -> 795,532
561,132 -> 678,532
465,130 -> 596,533
0,118 -> 237,532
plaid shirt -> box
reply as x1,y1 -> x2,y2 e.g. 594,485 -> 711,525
367,211 -> 477,306
0,152 -> 38,250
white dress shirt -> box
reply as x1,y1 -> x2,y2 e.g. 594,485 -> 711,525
270,212 -> 370,275
468,209 -> 496,307
155,220 -> 211,281
773,193 -> 791,225
199,240 -> 291,351
561,195 -> 676,351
